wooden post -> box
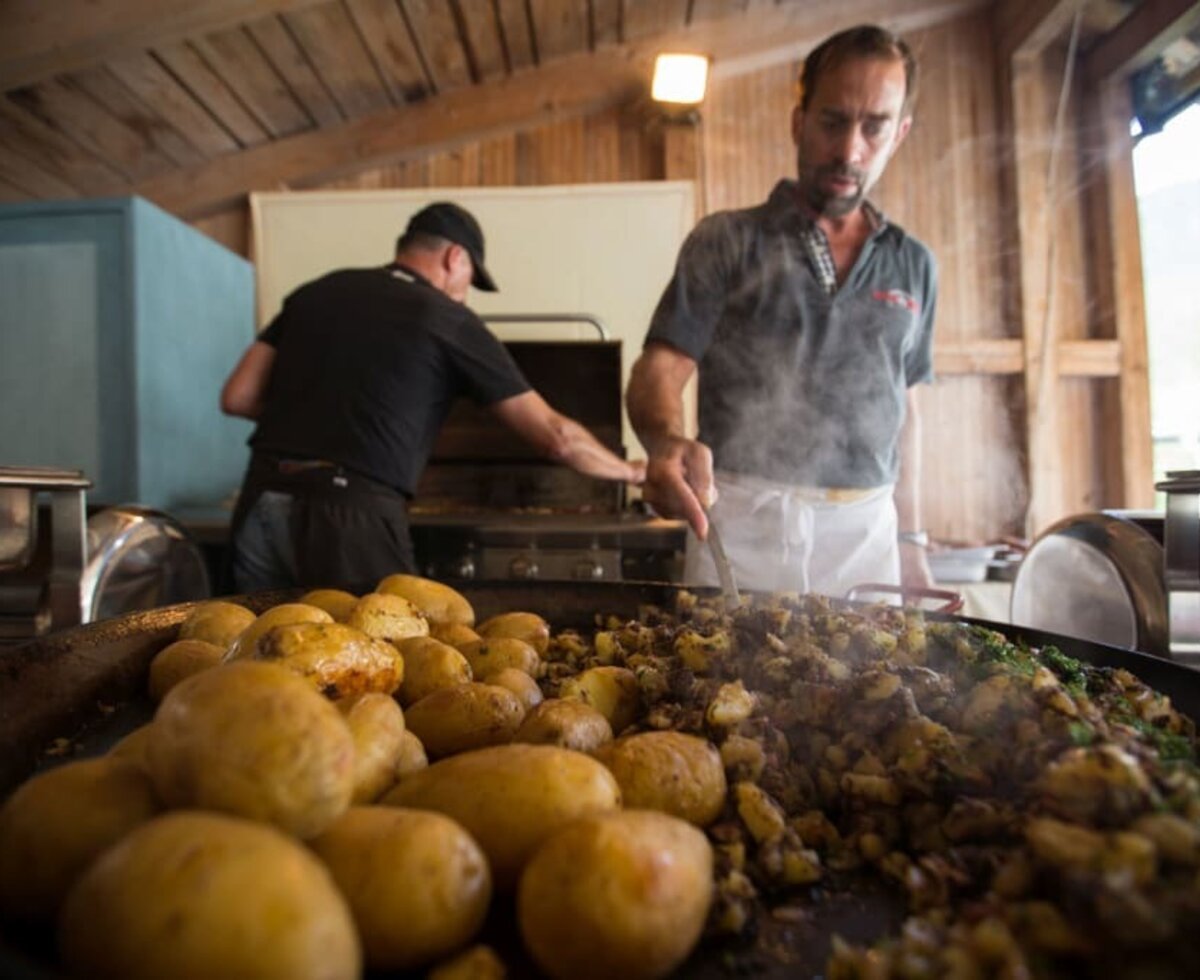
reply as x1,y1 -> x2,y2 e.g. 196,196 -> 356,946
1085,80 -> 1155,507
661,111 -> 706,221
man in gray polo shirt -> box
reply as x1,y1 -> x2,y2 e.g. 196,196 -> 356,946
627,24 -> 935,597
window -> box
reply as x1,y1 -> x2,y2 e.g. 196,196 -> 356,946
1132,101 -> 1200,488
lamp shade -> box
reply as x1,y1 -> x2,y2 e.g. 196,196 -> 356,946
652,53 -> 709,105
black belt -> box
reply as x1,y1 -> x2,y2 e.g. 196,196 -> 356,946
250,453 -> 402,498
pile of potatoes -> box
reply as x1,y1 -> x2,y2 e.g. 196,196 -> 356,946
0,575 -> 722,980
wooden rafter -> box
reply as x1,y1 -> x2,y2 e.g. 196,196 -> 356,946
1084,0 -> 1200,83
133,47 -> 651,217
0,0 -> 328,92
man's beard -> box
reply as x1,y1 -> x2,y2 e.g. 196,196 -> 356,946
799,161 -> 867,218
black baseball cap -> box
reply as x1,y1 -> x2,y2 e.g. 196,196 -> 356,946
404,202 -> 498,292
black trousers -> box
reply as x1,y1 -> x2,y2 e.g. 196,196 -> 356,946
228,453 -> 416,595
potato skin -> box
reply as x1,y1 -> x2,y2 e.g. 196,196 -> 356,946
346,592 -> 429,643
336,693 -> 407,804
396,636 -> 473,707
465,636 -> 541,681
147,660 -> 355,839
394,730 -> 429,780
477,612 -> 550,656
594,731 -> 727,827
431,622 -> 483,659
382,743 -> 621,890
177,600 -> 255,648
517,810 -> 714,980
514,698 -> 613,754
108,723 -> 157,771
487,667 -> 544,714
377,574 -> 475,627
254,621 -> 405,698
59,811 -> 360,980
560,665 -> 640,735
299,588 -> 360,622
224,603 -> 333,661
404,683 -> 525,759
147,639 -> 223,702
0,757 -> 160,927
309,806 -> 491,970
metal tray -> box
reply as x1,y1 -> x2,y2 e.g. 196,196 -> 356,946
3,581 -> 1200,979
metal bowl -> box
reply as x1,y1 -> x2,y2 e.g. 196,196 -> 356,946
1010,511 -> 1169,657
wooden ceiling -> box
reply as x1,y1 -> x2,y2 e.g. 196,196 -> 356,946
0,0 -> 1002,218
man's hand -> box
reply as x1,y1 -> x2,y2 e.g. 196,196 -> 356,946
641,436 -> 714,539
626,459 -> 648,485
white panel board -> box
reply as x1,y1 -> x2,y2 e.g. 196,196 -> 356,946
250,183 -> 697,455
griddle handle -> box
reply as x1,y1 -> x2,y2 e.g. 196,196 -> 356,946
481,313 -> 609,341
846,583 -> 965,614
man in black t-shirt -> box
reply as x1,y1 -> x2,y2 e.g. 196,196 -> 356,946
221,201 -> 642,593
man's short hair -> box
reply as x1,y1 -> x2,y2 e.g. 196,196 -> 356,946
395,229 -> 446,254
799,25 -> 918,116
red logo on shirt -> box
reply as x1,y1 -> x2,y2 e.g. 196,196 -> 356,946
872,289 -> 920,315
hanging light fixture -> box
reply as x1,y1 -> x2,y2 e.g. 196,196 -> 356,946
651,53 -> 710,105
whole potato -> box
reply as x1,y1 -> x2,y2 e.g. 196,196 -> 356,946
147,638 -> 223,702
427,945 -> 507,980
0,757 -> 160,927
347,592 -> 430,643
383,743 -> 621,889
147,660 -> 355,839
465,636 -> 541,681
108,723 -> 157,770
299,588 -> 360,622
254,621 -> 405,698
177,600 -> 255,649
336,693 -> 407,804
396,636 -> 473,707
404,683 -> 525,759
560,665 -> 640,735
477,611 -> 550,656
394,730 -> 429,780
309,806 -> 491,970
377,574 -> 475,627
487,667 -> 544,714
594,731 -> 727,827
225,603 -> 333,661
59,811 -> 360,980
517,810 -> 714,980
432,623 -> 484,668
514,698 -> 613,754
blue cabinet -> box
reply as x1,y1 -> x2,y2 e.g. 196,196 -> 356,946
0,197 -> 254,509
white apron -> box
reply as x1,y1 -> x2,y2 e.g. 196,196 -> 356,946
683,470 -> 900,598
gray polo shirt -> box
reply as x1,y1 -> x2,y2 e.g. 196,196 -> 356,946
646,180 -> 937,488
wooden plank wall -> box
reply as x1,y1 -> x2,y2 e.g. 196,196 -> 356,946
192,5 -> 1143,546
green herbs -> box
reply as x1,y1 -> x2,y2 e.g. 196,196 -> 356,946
1067,721 -> 1096,746
966,627 -> 1037,678
1038,645 -> 1088,695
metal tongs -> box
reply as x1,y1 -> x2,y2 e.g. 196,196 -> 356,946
705,508 -> 740,606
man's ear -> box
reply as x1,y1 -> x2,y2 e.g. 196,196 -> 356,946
893,114 -> 913,151
790,104 -> 804,146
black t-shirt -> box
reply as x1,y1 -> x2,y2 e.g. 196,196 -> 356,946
250,264 -> 529,494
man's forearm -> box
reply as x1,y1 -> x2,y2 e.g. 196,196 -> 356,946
626,349 -> 691,457
894,389 -> 923,532
551,416 -> 638,481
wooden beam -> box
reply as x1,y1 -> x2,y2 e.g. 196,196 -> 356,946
1058,339 -> 1121,377
1084,0 -> 1200,84
0,0 -> 328,91
133,48 -> 650,217
935,339 -> 1024,374
1010,54 -> 1064,535
1098,82 -> 1154,506
994,0 -> 1081,62
699,0 -> 985,81
932,339 -> 1121,376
